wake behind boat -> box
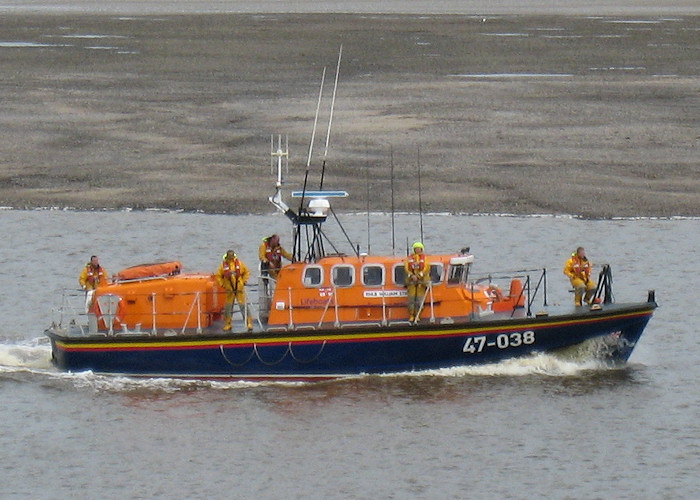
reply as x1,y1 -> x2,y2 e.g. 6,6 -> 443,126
44,53 -> 655,380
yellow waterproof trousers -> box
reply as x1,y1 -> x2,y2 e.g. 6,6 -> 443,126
407,283 -> 428,321
224,289 -> 253,330
570,277 -> 596,306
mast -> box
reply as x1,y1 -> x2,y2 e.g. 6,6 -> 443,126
417,145 -> 424,242
320,45 -> 343,190
390,145 -> 396,255
268,48 -> 352,263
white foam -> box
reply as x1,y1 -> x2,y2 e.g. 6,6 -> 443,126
382,352 -> 606,378
0,41 -> 65,48
0,339 -> 53,371
450,73 -> 573,78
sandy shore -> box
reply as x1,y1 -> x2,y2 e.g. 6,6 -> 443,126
0,13 -> 698,217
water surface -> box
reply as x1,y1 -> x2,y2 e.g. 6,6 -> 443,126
1,210 -> 698,498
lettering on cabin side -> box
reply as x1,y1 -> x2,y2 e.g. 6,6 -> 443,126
363,290 -> 407,298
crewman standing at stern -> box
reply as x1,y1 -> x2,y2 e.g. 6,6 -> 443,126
216,249 -> 253,332
405,241 -> 430,322
564,246 -> 597,306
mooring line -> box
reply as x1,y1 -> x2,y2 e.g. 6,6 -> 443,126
254,343 -> 290,366
219,344 -> 255,367
288,340 -> 326,364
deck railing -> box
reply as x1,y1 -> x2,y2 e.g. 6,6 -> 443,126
52,268 -> 554,335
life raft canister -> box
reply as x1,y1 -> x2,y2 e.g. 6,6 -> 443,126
116,261 -> 182,281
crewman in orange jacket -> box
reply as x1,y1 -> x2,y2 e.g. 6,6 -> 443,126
405,242 -> 431,322
216,250 -> 253,332
564,246 -> 597,306
259,234 -> 293,280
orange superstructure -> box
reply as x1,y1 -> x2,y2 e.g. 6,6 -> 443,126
84,253 -> 526,335
264,253 -> 526,329
91,271 -> 225,332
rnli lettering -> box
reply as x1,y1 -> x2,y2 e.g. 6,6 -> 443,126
462,331 -> 536,354
363,290 -> 407,298
301,298 -> 332,307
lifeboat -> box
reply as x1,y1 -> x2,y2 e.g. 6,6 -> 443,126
43,57 -> 655,379
45,175 -> 656,379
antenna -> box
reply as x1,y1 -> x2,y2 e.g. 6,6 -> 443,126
320,45 -> 343,190
365,144 -> 371,255
269,134 -> 292,217
390,145 -> 396,255
296,66 -> 327,227
267,52 -> 352,263
417,145 -> 424,242
306,66 -> 326,171
270,134 -> 288,188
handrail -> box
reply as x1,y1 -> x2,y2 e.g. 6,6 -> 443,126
413,282 -> 435,324
333,285 -> 340,327
53,267 -> 558,335
287,287 -> 294,329
181,292 -> 202,334
151,292 -> 157,335
381,286 -> 388,326
317,290 -> 336,327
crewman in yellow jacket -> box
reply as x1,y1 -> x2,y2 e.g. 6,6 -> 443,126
79,255 -> 110,314
405,242 -> 431,322
216,250 -> 253,332
564,247 -> 597,306
79,255 -> 109,291
259,234 -> 293,280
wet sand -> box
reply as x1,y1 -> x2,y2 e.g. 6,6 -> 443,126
0,12 -> 698,217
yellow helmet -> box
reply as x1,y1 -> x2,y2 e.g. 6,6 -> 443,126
413,241 -> 424,250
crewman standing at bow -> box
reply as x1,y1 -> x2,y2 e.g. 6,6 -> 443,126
563,246 -> 597,306
259,234 -> 293,281
216,249 -> 253,332
79,255 -> 109,291
405,242 -> 431,322
79,255 -> 109,314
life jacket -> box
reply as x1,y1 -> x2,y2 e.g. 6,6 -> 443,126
85,264 -> 106,286
408,253 -> 426,275
570,255 -> 591,279
222,258 -> 242,278
264,241 -> 284,268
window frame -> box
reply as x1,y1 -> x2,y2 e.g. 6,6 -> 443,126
361,264 -> 385,287
302,265 -> 324,288
331,264 -> 355,288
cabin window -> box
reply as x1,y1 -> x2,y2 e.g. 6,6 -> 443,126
393,264 -> 406,286
303,266 -> 323,287
332,265 -> 355,287
362,265 -> 384,286
429,264 -> 443,284
447,263 -> 470,285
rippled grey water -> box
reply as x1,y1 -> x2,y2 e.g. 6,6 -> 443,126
1,209 -> 698,499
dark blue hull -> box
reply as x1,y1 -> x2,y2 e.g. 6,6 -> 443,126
46,302 -> 655,380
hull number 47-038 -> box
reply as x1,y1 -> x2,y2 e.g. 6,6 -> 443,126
463,331 -> 536,353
